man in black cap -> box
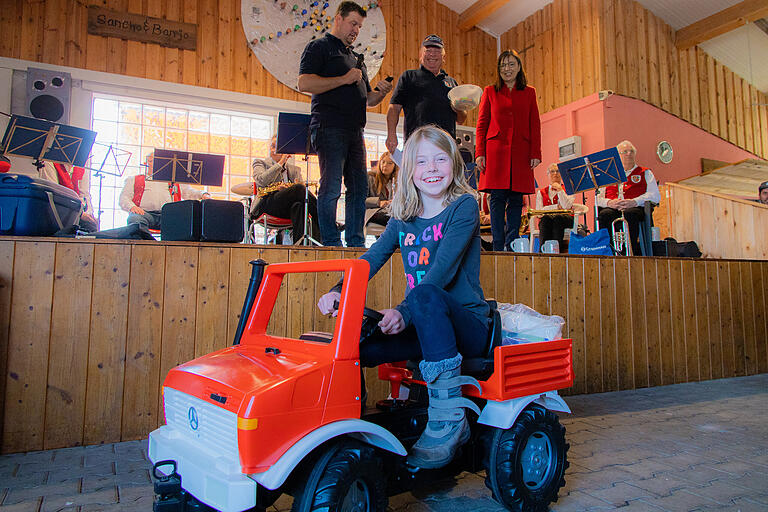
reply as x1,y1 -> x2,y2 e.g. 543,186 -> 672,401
759,181 -> 768,205
385,34 -> 467,153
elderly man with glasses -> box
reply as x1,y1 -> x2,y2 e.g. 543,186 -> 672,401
596,140 -> 661,255
385,34 -> 467,153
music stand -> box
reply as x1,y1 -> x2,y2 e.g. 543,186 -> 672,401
1,114 -> 96,170
88,142 -> 131,222
276,112 -> 321,246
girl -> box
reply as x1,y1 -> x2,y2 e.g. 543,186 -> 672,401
475,49 -> 542,251
365,151 -> 399,228
318,126 -> 490,469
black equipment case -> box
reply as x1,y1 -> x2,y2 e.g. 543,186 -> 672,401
161,199 -> 244,243
0,173 -> 82,236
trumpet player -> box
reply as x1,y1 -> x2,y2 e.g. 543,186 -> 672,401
596,140 -> 661,255
535,163 -> 575,248
251,135 -> 320,243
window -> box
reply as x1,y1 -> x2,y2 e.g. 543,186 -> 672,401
89,94 -> 273,230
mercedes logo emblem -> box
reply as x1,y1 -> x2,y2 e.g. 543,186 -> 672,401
188,407 -> 199,431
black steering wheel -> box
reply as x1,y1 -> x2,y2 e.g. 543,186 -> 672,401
333,300 -> 383,342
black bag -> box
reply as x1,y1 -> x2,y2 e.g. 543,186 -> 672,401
90,223 -> 156,240
652,238 -> 702,258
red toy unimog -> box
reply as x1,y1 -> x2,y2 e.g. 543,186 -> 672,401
149,258 -> 573,512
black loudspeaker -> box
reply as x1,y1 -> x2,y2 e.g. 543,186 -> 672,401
161,200 -> 202,241
26,67 -> 72,124
201,199 -> 244,242
455,127 -> 475,160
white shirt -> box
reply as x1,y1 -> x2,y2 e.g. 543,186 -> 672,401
119,175 -> 205,212
535,185 -> 574,211
596,165 -> 661,208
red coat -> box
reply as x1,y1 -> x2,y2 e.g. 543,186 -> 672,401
475,84 -> 541,193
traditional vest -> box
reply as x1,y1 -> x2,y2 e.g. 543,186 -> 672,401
132,175 -> 180,207
604,166 -> 648,200
539,186 -> 559,207
52,163 -> 85,195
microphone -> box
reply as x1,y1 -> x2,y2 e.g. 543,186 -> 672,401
374,76 -> 394,92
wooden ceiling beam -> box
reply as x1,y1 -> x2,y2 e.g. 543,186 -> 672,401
675,0 -> 768,50
457,0 -> 509,32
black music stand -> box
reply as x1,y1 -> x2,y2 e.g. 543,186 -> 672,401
276,112 -> 321,246
1,114 -> 96,170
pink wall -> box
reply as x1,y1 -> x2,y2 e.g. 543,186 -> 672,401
537,93 -> 761,225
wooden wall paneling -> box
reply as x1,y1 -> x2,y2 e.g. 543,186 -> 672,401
688,48 -> 702,125
514,255 -> 533,307
693,261 -> 711,381
753,261 -> 768,374
738,261 -> 757,375
0,241 -> 14,446
706,260 -> 723,380
541,13 -> 554,111
105,0 -> 128,76
717,261 -> 735,377
225,247 -> 263,342
655,259 -> 674,385
495,254 -> 515,304
623,0 -> 639,100
198,0 -> 218,90
643,257 -> 662,388
551,0 -> 566,107
749,87 -> 761,156
232,0 -> 249,95
602,0 -> 617,99
668,259 -> 686,383
696,50 -> 710,133
42,0 -> 67,65
705,55 -> 718,137
532,257 -> 551,315
655,16 -> 671,114
260,248 -> 289,337
44,243 -> 94,450
582,0 -> 597,97
2,242 -> 55,453
725,71 -> 738,145
714,63 -> 728,140
195,247 -> 231,357
679,50 -> 691,123
549,257 -> 568,332
570,0 -> 584,99
634,2 -> 649,102
598,259 -> 618,392
20,0 -> 43,63
583,257 -> 602,393
313,250 -> 345,335
216,0 -> 233,92
591,0 -> 603,93
479,254 -> 496,300
742,80 -> 754,154
760,95 -> 768,158
125,0 -> 147,78
0,1 -> 19,59
681,260 -> 699,382
566,258 -> 586,395
285,249 -> 317,339
729,261 -> 746,377
181,0 -> 198,86
84,0 -> 106,73
143,0 -> 164,81
122,244 -> 166,442
734,77 -> 746,149
629,259 -> 648,388
163,0 -> 182,83
614,258 -> 633,390
158,246 -> 199,394
83,244 -> 130,446
665,23 -> 681,118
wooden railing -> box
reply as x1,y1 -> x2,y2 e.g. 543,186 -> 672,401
1,237 -> 766,454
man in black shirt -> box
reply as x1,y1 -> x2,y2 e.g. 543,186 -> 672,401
385,34 -> 467,153
298,1 -> 392,247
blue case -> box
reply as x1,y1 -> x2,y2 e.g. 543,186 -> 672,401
0,173 -> 81,236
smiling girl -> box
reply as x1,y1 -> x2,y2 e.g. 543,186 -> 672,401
318,125 -> 490,469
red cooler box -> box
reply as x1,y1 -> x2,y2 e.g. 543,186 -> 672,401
0,174 -> 82,236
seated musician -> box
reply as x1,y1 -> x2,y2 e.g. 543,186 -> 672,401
596,140 -> 661,255
251,135 -> 320,243
535,163 -> 574,249
119,165 -> 209,229
365,151 -> 398,230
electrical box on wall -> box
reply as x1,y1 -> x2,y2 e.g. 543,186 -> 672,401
558,135 -> 582,162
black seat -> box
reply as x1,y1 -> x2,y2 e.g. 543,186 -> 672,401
461,300 -> 502,380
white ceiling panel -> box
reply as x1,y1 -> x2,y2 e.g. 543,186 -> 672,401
634,0 -> 743,30
700,24 -> 768,93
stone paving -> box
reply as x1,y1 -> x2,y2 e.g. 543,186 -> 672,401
1,374 -> 766,511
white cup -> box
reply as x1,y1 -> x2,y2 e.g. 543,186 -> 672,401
511,238 -> 528,253
651,227 -> 661,242
542,240 -> 560,254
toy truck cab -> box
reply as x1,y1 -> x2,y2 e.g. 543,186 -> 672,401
149,258 -> 573,512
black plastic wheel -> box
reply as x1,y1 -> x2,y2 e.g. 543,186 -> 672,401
485,404 -> 569,512
291,440 -> 388,512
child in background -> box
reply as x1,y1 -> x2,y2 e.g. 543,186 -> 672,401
318,125 -> 490,469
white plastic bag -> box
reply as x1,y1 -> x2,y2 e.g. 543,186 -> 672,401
497,303 -> 565,345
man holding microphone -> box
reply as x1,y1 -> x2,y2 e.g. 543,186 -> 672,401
298,1 -> 392,247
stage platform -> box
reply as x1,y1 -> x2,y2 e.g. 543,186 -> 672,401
0,237 -> 766,454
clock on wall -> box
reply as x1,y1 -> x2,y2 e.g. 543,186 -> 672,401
656,140 -> 673,164
241,1 -> 387,94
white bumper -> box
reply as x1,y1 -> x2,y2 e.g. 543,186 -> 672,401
149,425 -> 257,512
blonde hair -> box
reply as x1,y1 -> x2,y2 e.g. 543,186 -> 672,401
390,125 -> 476,221
373,151 -> 398,198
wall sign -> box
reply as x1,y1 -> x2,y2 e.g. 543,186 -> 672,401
241,1 -> 386,94
87,6 -> 197,51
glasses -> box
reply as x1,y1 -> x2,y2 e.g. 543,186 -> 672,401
619,149 -> 636,155
499,62 -> 518,69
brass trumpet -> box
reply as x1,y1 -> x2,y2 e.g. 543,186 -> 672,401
611,214 -> 632,256
525,208 -> 574,218
257,182 -> 293,197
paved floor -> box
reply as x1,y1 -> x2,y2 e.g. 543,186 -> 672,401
1,374 -> 766,511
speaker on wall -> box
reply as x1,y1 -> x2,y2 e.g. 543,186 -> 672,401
26,67 -> 71,124
455,127 -> 475,164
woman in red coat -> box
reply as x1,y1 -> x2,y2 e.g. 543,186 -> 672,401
475,49 -> 541,251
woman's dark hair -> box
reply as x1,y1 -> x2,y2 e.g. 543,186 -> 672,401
336,1 -> 367,18
495,49 -> 527,92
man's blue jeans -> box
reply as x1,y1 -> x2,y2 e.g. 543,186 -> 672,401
127,210 -> 162,230
489,189 -> 524,251
311,126 -> 367,247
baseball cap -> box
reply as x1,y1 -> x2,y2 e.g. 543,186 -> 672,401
422,34 -> 444,48
760,181 -> 768,192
